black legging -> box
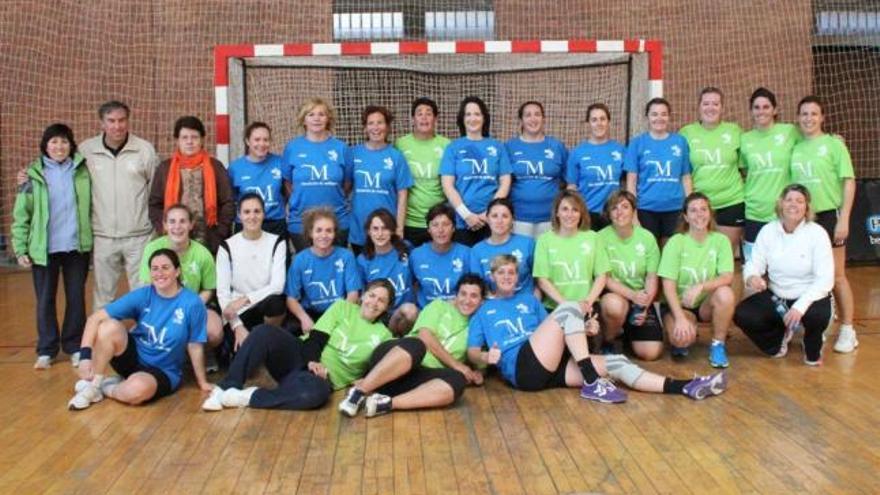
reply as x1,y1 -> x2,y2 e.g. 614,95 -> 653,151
370,338 -> 467,401
734,291 -> 832,362
218,324 -> 331,410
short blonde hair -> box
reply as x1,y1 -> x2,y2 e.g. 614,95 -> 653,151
296,97 -> 337,133
489,254 -> 518,273
775,183 -> 815,222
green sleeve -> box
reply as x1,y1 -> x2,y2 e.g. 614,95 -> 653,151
715,233 -> 735,275
657,235 -> 682,280
834,138 -> 855,180
314,299 -> 345,334
645,232 -> 661,274
139,241 -> 156,284
11,188 -> 34,257
410,300 -> 441,337
532,234 -> 550,278
593,236 -> 611,275
197,243 -> 217,291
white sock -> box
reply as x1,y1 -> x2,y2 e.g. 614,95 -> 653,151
711,339 -> 724,346
840,324 -> 854,332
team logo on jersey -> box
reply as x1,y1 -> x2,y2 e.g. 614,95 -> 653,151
611,151 -> 622,161
452,257 -> 463,272
327,150 -> 339,162
511,249 -> 523,262
486,146 -> 498,157
635,243 -> 646,257
818,145 -> 828,157
580,242 -> 592,255
513,151 -> 524,156
186,261 -> 199,276
433,147 -> 444,157
335,258 -> 345,272
353,158 -> 363,164
721,133 -> 732,144
297,153 -> 307,158
544,148 -> 555,160
383,157 -> 394,170
173,308 -> 184,325
241,175 -> 252,180
774,134 -> 786,146
691,138 -> 701,145
642,149 -> 651,156
271,168 -> 282,180
671,145 -> 682,157
516,303 -> 530,314
708,248 -> 718,263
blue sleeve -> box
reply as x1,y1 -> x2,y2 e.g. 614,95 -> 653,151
282,139 -> 296,170
343,251 -> 363,293
227,161 -> 239,196
556,139 -> 569,178
396,151 -> 414,189
623,137 -> 639,173
467,311 -> 486,348
343,145 -> 355,183
535,297 -> 548,321
284,258 -> 302,298
439,141 -> 456,176
565,145 -> 580,184
188,297 -> 208,344
356,254 -> 369,285
468,243 -> 483,276
104,288 -> 146,321
679,135 -> 692,174
497,142 -> 513,175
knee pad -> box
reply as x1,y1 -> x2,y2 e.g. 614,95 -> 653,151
603,354 -> 645,388
552,302 -> 585,335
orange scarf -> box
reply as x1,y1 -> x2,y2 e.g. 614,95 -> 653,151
164,149 -> 218,226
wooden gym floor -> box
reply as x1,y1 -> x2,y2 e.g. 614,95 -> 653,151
0,266 -> 877,494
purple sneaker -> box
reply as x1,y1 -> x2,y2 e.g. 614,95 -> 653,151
580,378 -> 627,404
682,371 -> 728,400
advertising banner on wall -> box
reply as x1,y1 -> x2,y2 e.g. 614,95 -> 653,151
847,179 -> 880,263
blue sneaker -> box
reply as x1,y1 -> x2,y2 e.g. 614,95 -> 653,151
683,371 -> 728,400
580,378 -> 627,404
709,342 -> 729,368
671,346 -> 689,359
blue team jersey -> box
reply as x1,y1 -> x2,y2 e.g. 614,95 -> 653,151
505,136 -> 567,223
348,143 -> 414,246
469,234 -> 536,294
227,153 -> 288,222
623,132 -> 691,212
357,249 -> 414,310
410,242 -> 471,308
105,286 -> 207,390
566,140 -> 626,213
285,247 -> 363,313
467,292 -> 547,387
439,137 -> 512,228
282,135 -> 352,233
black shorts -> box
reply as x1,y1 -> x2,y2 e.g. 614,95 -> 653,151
454,225 -> 490,247
110,338 -> 174,401
514,341 -> 571,391
622,304 -> 664,342
637,209 -> 680,240
370,338 -> 467,400
660,303 -> 707,323
589,212 -> 609,232
815,209 -> 842,245
714,203 -> 745,227
238,294 -> 287,329
743,219 -> 767,243
403,226 -> 431,248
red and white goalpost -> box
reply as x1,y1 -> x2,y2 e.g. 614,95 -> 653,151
213,39 -> 663,164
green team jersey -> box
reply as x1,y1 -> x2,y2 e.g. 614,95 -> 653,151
790,133 -> 855,213
740,123 -> 800,222
680,121 -> 744,209
657,232 -> 733,308
314,300 -> 394,390
408,299 -> 469,369
395,133 -> 451,228
597,225 -> 660,292
533,230 -> 610,308
139,236 -> 216,293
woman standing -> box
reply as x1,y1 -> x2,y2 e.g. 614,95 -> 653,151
790,96 -> 857,354
13,123 -> 92,369
597,191 -> 663,360
440,96 -> 512,246
659,192 -> 736,368
69,249 -> 210,410
348,105 -> 413,254
739,87 -> 800,262
227,122 -> 288,237
735,184 -> 833,365
283,97 -> 351,252
149,116 -> 235,254
505,101 -> 567,237
624,98 -> 693,245
566,103 -> 626,230
680,88 -> 744,255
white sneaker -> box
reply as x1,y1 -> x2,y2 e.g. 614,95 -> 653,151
34,355 -> 53,370
365,393 -> 392,418
221,387 -> 256,408
833,326 -> 858,353
100,376 -> 123,397
74,379 -> 91,393
70,352 -> 81,368
201,386 -> 224,412
68,384 -> 103,410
